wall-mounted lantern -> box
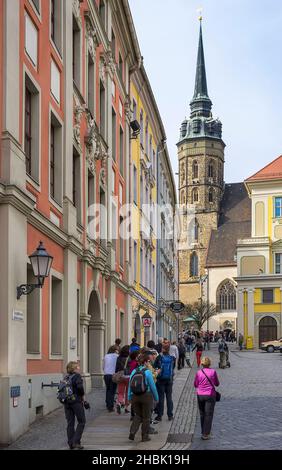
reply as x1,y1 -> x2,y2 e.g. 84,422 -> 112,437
17,241 -> 53,300
142,311 -> 152,328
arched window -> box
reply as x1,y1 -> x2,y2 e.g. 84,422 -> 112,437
190,252 -> 198,277
208,188 -> 214,203
192,188 -> 199,203
194,219 -> 199,241
217,280 -> 236,311
208,161 -> 214,178
192,160 -> 198,179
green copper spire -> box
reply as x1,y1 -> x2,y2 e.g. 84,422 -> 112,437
190,19 -> 212,119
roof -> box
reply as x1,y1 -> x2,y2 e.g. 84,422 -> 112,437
206,183 -> 251,268
246,155 -> 282,182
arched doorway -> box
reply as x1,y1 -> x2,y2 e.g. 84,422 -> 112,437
88,290 -> 104,387
259,316 -> 277,345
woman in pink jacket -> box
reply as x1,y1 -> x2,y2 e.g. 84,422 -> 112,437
194,356 -> 220,440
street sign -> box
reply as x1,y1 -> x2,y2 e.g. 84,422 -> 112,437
170,301 -> 185,313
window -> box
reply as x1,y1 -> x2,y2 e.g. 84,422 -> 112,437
100,188 -> 106,246
190,252 -> 198,277
87,171 -> 95,238
133,165 -> 137,204
192,188 -> 199,203
119,216 -> 124,266
132,100 -> 137,120
140,111 -> 143,146
194,219 -> 199,241
145,122 -> 149,155
26,265 -> 41,354
72,15 -> 81,87
134,241 -> 137,281
140,174 -> 143,207
51,60 -> 60,103
25,88 -> 32,175
111,29 -> 116,59
25,14 -> 38,67
153,150 -> 156,176
99,0 -> 106,28
51,276 -> 63,356
262,289 -> 274,304
88,53 -> 95,117
275,253 -> 282,274
152,264 -> 155,296
208,161 -> 214,178
100,80 -> 106,138
218,281 -> 236,311
73,147 -> 81,223
192,160 -> 198,179
118,52 -> 123,82
24,75 -> 40,181
31,0 -> 40,13
77,289 -> 80,356
49,113 -> 62,204
112,108 -> 116,160
50,0 -> 61,51
275,197 -> 282,218
120,311 -> 125,343
119,127 -> 124,176
140,247 -> 143,285
209,188 -> 214,203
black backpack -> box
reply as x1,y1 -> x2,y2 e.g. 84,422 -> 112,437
130,367 -> 147,395
57,374 -> 77,404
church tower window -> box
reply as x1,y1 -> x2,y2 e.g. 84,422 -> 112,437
217,280 -> 236,311
208,188 -> 214,203
190,252 -> 198,277
208,161 -> 214,178
192,160 -> 199,179
192,188 -> 199,203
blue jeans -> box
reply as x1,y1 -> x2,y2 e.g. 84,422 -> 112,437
156,380 -> 173,418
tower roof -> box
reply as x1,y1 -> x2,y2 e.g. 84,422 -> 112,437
193,21 -> 209,101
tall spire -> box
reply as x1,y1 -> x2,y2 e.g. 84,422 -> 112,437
190,19 -> 212,119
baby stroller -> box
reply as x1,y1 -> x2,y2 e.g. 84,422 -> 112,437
219,348 -> 231,368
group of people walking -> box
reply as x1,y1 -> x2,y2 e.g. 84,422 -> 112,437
59,329 -> 241,448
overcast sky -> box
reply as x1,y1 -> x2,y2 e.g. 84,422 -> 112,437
129,0 -> 282,186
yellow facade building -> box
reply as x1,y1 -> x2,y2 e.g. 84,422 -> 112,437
236,155 -> 282,348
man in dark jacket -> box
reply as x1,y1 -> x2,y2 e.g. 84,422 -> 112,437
64,361 -> 86,450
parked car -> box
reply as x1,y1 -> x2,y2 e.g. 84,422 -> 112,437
260,338 -> 282,353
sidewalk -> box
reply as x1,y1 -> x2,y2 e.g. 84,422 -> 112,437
75,364 -> 194,451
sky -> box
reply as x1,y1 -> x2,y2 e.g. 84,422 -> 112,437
128,0 -> 282,186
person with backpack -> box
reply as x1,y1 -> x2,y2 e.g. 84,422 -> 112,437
154,342 -> 175,422
115,345 -> 130,414
218,335 -> 227,368
128,352 -> 159,442
192,338 -> 204,367
103,345 -> 119,412
58,361 -> 86,450
194,356 -> 220,440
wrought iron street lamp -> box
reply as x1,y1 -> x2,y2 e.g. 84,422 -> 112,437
17,241 -> 53,299
142,311 -> 152,328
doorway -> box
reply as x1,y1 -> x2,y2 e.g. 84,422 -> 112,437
259,316 -> 277,345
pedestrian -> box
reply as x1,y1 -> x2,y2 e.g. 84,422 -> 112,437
147,340 -> 159,356
185,332 -> 194,353
154,342 -> 175,422
238,333 -> 244,351
115,345 -> 130,414
62,361 -> 86,450
103,345 -> 119,412
177,339 -> 186,370
194,356 -> 220,440
128,352 -> 159,442
129,337 -> 140,353
192,338 -> 204,367
115,338 -> 122,353
169,341 -> 179,363
218,336 -> 227,368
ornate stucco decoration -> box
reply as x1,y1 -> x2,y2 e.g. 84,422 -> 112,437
74,96 -> 84,149
86,18 -> 100,62
84,111 -> 108,182
124,95 -> 131,120
72,0 -> 82,28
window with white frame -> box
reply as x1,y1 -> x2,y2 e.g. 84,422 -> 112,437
27,265 -> 41,354
24,74 -> 40,182
275,253 -> 282,274
88,53 -> 95,117
25,14 -> 38,67
133,165 -> 137,204
72,15 -> 81,87
51,276 -> 63,356
50,0 -> 62,53
73,146 -> 82,223
274,197 -> 282,218
134,241 -> 137,281
51,60 -> 60,103
50,112 -> 62,204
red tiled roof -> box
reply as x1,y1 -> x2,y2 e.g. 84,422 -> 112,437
246,155 -> 282,182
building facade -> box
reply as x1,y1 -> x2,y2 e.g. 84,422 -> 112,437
130,65 -> 178,345
236,156 -> 282,348
0,0 -> 142,445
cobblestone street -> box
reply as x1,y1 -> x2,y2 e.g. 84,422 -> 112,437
191,344 -> 282,450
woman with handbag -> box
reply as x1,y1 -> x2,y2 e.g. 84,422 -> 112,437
194,356 -> 220,440
115,345 -> 130,414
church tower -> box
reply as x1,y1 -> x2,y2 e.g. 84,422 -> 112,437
177,19 -> 225,305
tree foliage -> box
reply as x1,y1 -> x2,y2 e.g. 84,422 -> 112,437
185,301 -> 217,330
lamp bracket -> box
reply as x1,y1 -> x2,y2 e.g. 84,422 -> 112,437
17,283 -> 43,300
